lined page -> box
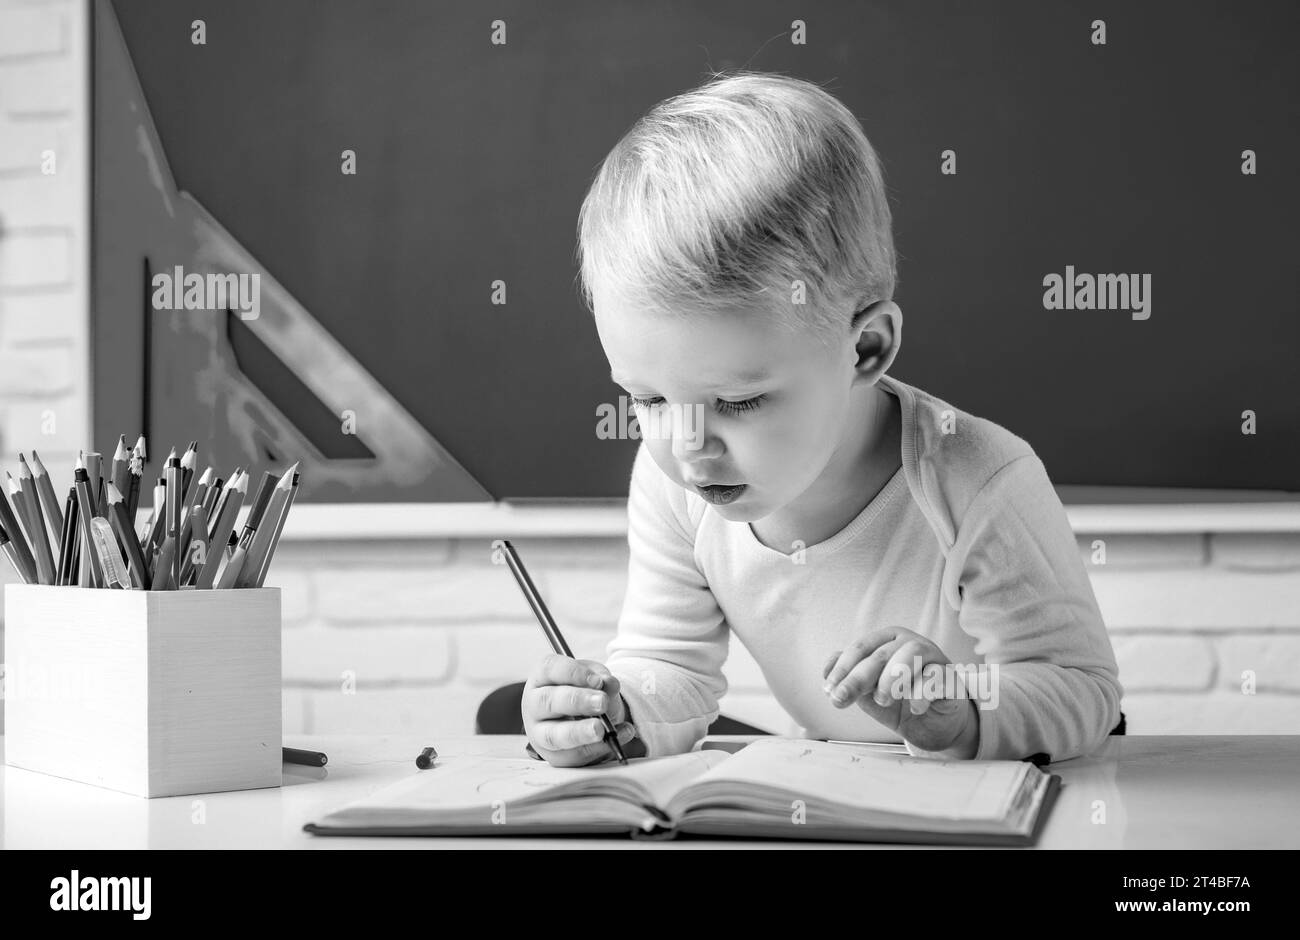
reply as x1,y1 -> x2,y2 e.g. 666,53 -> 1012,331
322,749 -> 730,820
678,738 -> 1029,821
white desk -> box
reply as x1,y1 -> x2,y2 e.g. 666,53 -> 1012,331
3,734 -> 1297,849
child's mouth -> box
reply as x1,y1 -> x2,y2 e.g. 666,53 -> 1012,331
693,483 -> 747,505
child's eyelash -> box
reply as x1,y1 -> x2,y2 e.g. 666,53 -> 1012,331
629,394 -> 766,416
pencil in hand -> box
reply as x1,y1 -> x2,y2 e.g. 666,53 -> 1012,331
499,539 -> 629,766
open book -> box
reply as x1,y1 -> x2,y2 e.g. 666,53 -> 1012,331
304,738 -> 1061,845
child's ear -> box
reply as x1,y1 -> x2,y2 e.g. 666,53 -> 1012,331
851,301 -> 902,379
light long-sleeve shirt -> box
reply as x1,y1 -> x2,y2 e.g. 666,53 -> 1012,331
605,373 -> 1123,763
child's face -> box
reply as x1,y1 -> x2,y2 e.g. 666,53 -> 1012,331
597,294 -> 876,524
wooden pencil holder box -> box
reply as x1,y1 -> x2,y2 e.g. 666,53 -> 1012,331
3,584 -> 282,798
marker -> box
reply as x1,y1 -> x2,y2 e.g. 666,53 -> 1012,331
416,746 -> 438,770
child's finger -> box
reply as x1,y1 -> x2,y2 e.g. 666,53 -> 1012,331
529,683 -> 611,721
822,628 -> 906,690
531,716 -> 609,753
585,662 -> 623,698
909,659 -> 933,715
827,639 -> 907,706
821,651 -> 841,680
823,641 -> 879,690
872,640 -> 929,710
531,653 -> 605,690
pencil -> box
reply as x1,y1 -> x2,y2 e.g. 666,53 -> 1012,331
236,463 -> 297,588
105,482 -> 150,588
110,435 -> 130,506
177,503 -> 208,585
179,442 -> 197,502
499,539 -> 628,765
127,436 -> 146,520
195,471 -> 246,590
0,467 -> 37,584
150,536 -> 177,590
0,526 -> 32,584
179,466 -> 212,564
28,450 -> 64,554
11,466 -> 55,584
207,466 -> 240,539
251,469 -> 299,588
201,475 -> 223,523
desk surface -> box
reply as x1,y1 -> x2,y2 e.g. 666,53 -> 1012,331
3,734 -> 1297,849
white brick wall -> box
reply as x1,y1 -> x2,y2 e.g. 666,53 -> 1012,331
260,532 -> 1300,740
0,0 -> 89,733
0,0 -> 1297,746
0,0 -> 87,466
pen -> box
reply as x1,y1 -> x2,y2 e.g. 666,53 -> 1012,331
55,487 -> 78,585
282,747 -> 328,767
73,463 -> 104,588
499,539 -> 628,765
165,454 -> 182,587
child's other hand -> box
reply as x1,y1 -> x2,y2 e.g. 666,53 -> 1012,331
821,628 -> 978,755
523,655 -> 637,767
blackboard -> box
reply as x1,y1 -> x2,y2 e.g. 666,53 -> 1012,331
93,0 -> 1300,502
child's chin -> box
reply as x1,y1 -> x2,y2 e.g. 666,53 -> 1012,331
707,495 -> 763,521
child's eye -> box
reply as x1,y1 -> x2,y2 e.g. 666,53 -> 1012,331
716,395 -> 766,416
629,394 -> 766,415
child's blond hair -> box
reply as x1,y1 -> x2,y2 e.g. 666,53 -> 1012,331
576,70 -> 897,344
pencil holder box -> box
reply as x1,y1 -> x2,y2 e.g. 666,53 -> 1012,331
3,584 -> 282,798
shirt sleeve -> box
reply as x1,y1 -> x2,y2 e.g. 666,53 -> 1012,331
905,454 -> 1124,763
605,444 -> 730,758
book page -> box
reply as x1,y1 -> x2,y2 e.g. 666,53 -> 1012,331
677,738 -> 1029,821
321,748 -> 731,821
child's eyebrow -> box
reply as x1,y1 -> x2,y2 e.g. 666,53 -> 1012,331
610,368 -> 773,388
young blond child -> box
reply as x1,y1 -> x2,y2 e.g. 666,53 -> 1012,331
522,71 -> 1122,767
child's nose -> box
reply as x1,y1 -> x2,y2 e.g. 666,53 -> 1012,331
672,424 -> 722,462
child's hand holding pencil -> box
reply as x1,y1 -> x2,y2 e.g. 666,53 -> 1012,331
522,655 -> 639,767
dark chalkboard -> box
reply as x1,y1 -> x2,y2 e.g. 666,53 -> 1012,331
93,0 -> 1300,502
